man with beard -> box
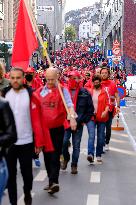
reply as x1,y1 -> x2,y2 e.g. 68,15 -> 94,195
3,68 -> 35,205
100,67 -> 120,151
86,75 -> 109,164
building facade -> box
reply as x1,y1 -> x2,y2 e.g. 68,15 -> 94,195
13,0 -> 37,37
100,0 -> 123,56
0,0 -> 14,41
100,0 -> 136,73
36,0 -> 66,51
79,21 -> 93,40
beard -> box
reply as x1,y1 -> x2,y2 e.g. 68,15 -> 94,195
12,83 -> 23,91
94,84 -> 101,89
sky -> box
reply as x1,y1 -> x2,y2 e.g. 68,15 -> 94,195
65,0 -> 100,12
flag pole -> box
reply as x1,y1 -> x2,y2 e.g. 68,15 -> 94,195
23,0 -> 70,115
23,0 -> 52,67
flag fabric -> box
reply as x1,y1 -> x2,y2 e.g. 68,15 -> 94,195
11,0 -> 38,70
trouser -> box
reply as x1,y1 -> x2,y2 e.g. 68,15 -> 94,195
62,125 -> 83,167
6,143 -> 33,205
0,158 -> 8,205
87,120 -> 105,157
105,111 -> 113,145
43,126 -> 64,186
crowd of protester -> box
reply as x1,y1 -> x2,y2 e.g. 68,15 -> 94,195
0,42 -> 127,205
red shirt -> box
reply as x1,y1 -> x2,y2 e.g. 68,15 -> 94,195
101,80 -> 118,111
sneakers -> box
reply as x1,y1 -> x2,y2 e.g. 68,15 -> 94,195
48,183 -> 60,194
34,159 -> 41,167
61,160 -> 69,170
105,144 -> 109,151
97,157 -> 103,164
71,166 -> 78,174
87,155 -> 94,164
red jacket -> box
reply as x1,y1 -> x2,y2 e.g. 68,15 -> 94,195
101,80 -> 118,112
88,87 -> 109,122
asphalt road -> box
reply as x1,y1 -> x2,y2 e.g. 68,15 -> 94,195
2,99 -> 136,205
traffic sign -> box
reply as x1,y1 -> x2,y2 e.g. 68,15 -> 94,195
117,86 -> 126,99
107,50 -> 112,58
108,58 -> 113,67
112,47 -> 121,56
113,40 -> 120,47
112,55 -> 121,61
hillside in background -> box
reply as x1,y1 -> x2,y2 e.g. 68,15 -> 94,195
65,3 -> 101,34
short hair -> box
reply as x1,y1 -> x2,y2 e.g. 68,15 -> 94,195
10,67 -> 25,76
92,74 -> 101,82
100,66 -> 110,75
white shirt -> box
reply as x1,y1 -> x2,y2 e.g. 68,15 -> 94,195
92,89 -> 101,113
5,88 -> 33,145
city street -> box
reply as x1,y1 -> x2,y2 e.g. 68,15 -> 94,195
2,96 -> 136,205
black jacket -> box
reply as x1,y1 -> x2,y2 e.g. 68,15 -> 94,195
76,88 -> 94,126
0,97 -> 17,160
2,84 -> 33,98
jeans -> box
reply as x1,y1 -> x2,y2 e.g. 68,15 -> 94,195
0,158 -> 8,205
87,120 -> 105,157
62,126 -> 83,167
105,111 -> 113,145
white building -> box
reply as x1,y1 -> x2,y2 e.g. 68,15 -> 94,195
79,21 -> 100,40
79,21 -> 92,40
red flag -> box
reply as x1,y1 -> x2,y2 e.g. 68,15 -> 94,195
11,0 -> 38,70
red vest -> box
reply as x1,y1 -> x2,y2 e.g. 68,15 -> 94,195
39,86 -> 67,129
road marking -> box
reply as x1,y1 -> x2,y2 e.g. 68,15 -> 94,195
120,112 -> 136,151
90,172 -> 101,183
112,132 -> 128,138
86,194 -> 99,205
34,170 -> 47,182
111,138 -> 128,143
18,193 -> 35,204
110,147 -> 136,156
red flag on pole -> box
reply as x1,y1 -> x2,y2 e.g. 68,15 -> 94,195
11,0 -> 38,70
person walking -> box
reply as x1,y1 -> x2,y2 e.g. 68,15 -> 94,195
31,67 -> 77,194
0,97 -> 17,205
100,67 -> 120,151
61,71 -> 94,174
3,68 -> 35,205
86,75 -> 109,163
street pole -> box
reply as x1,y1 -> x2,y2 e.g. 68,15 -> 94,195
54,0 -> 57,62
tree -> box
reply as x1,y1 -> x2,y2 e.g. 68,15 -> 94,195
65,25 -> 76,42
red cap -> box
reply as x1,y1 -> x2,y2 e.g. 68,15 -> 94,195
26,67 -> 35,73
68,71 -> 80,78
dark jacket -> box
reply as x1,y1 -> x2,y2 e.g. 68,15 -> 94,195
76,88 -> 94,125
2,85 -> 33,98
0,97 -> 17,160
